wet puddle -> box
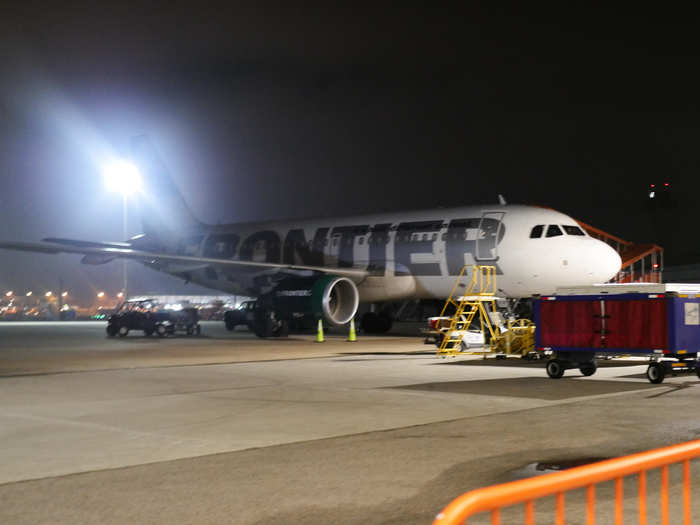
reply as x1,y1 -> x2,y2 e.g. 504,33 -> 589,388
510,457 -> 609,480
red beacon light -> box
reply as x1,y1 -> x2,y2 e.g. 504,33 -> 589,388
664,182 -> 670,187
649,184 -> 655,188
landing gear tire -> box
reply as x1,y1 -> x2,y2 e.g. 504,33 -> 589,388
273,320 -> 289,338
118,326 -> 129,338
546,359 -> 565,379
579,362 -> 597,377
647,362 -> 665,384
253,310 -> 277,338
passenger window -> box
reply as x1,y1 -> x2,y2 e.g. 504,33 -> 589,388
530,225 -> 544,238
563,225 -> 585,236
546,225 -> 563,237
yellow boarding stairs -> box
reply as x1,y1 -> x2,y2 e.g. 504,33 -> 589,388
436,265 -> 500,357
436,265 -> 536,358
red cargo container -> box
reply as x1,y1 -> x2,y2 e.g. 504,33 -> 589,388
534,284 -> 700,383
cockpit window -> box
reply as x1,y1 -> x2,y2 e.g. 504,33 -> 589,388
546,225 -> 563,237
529,225 -> 544,238
563,225 -> 585,236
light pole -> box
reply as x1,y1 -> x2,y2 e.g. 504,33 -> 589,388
103,160 -> 142,299
122,192 -> 127,296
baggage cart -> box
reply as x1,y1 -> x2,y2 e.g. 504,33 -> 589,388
534,283 -> 700,383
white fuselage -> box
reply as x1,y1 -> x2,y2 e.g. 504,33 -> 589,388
150,204 -> 622,301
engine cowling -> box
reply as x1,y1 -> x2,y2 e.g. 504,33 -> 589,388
262,275 -> 360,326
311,276 -> 360,326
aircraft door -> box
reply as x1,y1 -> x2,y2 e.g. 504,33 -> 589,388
476,212 -> 505,261
326,233 -> 342,264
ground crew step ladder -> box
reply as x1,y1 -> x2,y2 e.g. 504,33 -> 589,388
437,265 -> 499,357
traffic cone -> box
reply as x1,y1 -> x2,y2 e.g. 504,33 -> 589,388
315,319 -> 324,343
347,318 -> 357,342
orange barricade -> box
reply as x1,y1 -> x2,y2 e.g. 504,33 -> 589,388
433,440 -> 700,525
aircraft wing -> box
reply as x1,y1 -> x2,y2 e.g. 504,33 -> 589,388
0,240 -> 368,280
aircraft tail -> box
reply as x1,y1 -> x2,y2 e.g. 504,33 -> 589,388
130,135 -> 203,240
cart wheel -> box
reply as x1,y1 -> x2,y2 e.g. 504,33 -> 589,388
579,362 -> 597,377
156,325 -> 167,337
118,326 -> 129,337
546,359 -> 565,379
647,362 -> 665,384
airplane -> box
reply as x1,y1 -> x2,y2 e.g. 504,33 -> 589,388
0,136 -> 622,336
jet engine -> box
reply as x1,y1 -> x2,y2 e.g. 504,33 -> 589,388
252,275 -> 360,337
311,275 -> 360,326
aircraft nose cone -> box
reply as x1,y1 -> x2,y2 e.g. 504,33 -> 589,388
595,241 -> 622,281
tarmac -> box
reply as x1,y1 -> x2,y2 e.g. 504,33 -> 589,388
0,321 -> 699,524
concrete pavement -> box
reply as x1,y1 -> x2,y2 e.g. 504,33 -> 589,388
0,322 -> 698,524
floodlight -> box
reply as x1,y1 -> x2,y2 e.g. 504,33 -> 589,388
26,291 -> 33,297
45,291 -> 53,297
102,160 -> 142,195
5,291 -> 12,297
61,291 -> 68,297
97,291 -> 105,298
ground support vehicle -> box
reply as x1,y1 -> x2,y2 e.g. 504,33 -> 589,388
224,300 -> 256,331
489,318 -> 538,359
423,316 -> 489,351
106,299 -> 201,338
425,316 -> 537,358
427,265 -> 537,359
165,307 -> 201,336
534,283 -> 700,383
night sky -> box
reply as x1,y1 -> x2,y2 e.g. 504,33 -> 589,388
0,6 -> 698,304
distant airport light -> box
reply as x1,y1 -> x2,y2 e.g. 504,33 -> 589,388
97,291 -> 105,298
25,291 -> 33,297
653,263 -> 660,269
45,291 -> 53,297
102,160 -> 142,195
61,291 -> 68,297
5,291 -> 12,297
649,191 -> 655,199
117,292 -> 124,298
650,183 -> 655,188
664,182 -> 670,187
